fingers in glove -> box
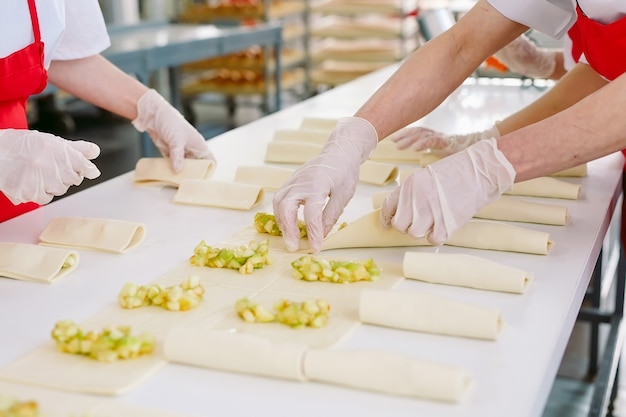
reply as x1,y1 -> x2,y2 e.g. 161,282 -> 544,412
379,187 -> 400,229
165,141 -> 186,173
67,140 -> 101,160
320,192 -> 348,238
273,189 -> 305,252
66,148 -> 102,181
303,198 -> 326,253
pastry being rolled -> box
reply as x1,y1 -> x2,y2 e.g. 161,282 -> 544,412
373,193 -> 568,226
164,329 -> 306,381
0,242 -> 79,283
264,141 -> 322,164
173,180 -> 264,210
402,251 -> 532,294
234,165 -> 295,191
359,289 -> 503,340
303,349 -> 472,402
504,177 -> 581,200
368,140 -> 422,163
39,217 -> 146,254
133,158 -> 215,187
321,210 -> 553,255
474,196 -> 568,225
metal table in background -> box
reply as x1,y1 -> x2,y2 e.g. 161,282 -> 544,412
39,21 -> 283,156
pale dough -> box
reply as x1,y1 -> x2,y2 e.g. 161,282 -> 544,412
504,177 -> 581,200
0,381 -> 200,417
320,210 -> 553,255
373,193 -> 568,226
474,196 -> 568,226
173,179 -> 264,211
264,141 -> 322,164
133,158 -> 215,187
552,164 -> 587,177
359,160 -> 399,185
299,117 -> 338,132
359,289 -> 503,340
39,217 -> 146,254
402,251 -> 532,294
234,165 -> 295,191
164,329 -> 306,381
303,349 -> 472,402
368,140 -> 422,163
0,340 -> 166,396
272,128 -> 330,144
401,164 -> 587,179
0,242 -> 79,283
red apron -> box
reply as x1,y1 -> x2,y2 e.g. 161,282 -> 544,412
0,0 -> 48,223
567,3 -> 626,243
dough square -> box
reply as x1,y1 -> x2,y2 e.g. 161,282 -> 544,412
210,292 -> 360,349
266,259 -> 404,303
0,339 -> 166,396
88,284 -> 256,337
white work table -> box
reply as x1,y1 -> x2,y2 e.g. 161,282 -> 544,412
1,65 -> 624,417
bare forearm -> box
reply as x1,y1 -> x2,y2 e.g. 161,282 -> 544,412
500,73 -> 626,181
47,55 -> 148,120
497,63 -> 608,134
354,0 -> 526,140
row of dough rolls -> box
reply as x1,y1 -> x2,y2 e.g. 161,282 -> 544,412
164,329 -> 472,403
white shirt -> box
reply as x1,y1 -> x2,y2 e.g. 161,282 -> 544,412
487,0 -> 626,39
0,0 -> 110,69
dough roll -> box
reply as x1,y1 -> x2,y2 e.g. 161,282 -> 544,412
402,251 -> 532,294
164,329 -> 306,381
304,349 -> 472,402
359,289 -> 503,340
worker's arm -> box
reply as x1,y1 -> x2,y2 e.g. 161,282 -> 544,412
47,55 -> 214,172
355,0 -> 527,140
501,71 -> 626,181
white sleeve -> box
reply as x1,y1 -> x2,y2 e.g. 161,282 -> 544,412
487,0 -> 577,39
51,0 -> 110,60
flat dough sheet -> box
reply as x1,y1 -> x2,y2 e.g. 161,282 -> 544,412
234,165 -> 295,192
299,117 -> 338,132
359,289 -> 503,340
0,381 -> 201,417
0,337 -> 166,396
264,141 -> 322,164
504,177 -> 581,200
0,242 -> 79,283
39,217 -> 146,254
173,179 -> 264,210
402,251 -> 532,294
303,349 -> 472,402
272,128 -> 330,144
133,158 -> 215,187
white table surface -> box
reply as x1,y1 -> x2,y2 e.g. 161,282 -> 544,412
1,66 -> 624,417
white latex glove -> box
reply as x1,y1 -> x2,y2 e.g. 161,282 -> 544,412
380,138 -> 515,245
0,129 -> 101,205
273,117 -> 378,252
494,34 -> 557,79
389,124 -> 500,156
132,89 -> 215,173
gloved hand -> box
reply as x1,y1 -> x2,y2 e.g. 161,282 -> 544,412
273,117 -> 378,252
0,129 -> 101,205
389,124 -> 500,156
380,138 -> 515,245
494,34 -> 557,79
132,89 -> 215,173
